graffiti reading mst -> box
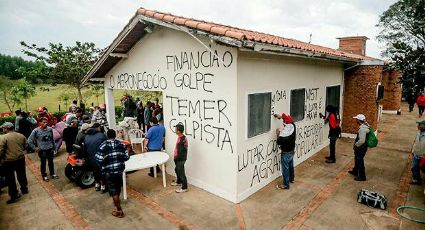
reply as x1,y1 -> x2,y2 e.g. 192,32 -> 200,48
239,87 -> 326,188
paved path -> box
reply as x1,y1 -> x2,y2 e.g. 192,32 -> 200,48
0,103 -> 424,229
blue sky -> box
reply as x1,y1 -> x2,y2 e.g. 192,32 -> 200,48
0,0 -> 397,59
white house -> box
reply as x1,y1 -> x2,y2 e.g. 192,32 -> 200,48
83,8 -> 383,203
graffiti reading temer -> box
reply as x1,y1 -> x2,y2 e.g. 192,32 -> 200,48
109,46 -> 235,154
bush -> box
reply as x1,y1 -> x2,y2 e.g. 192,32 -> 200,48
52,111 -> 66,121
0,116 -> 15,125
115,106 -> 123,117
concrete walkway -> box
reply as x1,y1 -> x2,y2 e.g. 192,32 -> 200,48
0,103 -> 424,230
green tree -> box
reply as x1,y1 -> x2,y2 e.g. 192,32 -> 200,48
377,0 -> 425,90
90,84 -> 104,105
13,78 -> 36,111
0,53 -> 48,82
20,41 -> 101,102
0,75 -> 21,112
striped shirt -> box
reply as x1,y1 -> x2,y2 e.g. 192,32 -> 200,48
95,139 -> 129,175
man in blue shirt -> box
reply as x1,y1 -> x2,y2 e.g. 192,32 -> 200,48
144,117 -> 165,177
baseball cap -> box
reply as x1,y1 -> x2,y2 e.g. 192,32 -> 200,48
0,122 -> 14,129
416,120 -> 425,125
281,113 -> 293,124
353,114 -> 366,121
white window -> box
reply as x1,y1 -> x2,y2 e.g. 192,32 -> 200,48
248,93 -> 271,138
290,88 -> 305,122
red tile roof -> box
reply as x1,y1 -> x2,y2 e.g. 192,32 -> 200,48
137,8 -> 372,61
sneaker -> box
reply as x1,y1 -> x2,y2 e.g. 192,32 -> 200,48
6,193 -> 22,204
171,181 -> 182,186
175,188 -> 188,193
276,184 -> 289,190
51,174 -> 59,179
348,170 -> 356,176
100,185 -> 106,193
354,177 -> 366,181
95,183 -> 100,191
42,176 -> 49,182
148,172 -> 154,177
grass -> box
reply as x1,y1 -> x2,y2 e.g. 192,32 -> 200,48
0,84 -> 163,113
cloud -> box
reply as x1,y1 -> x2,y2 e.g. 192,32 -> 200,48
0,0 -> 397,59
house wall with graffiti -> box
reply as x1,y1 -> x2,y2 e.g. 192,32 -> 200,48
236,52 -> 343,202
103,27 -> 239,202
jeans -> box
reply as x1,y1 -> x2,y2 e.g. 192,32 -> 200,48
3,157 -> 28,199
408,103 -> 414,112
174,160 -> 187,189
329,136 -> 337,161
411,154 -> 422,182
353,148 -> 367,179
419,106 -> 425,116
38,149 -> 55,177
281,151 -> 294,188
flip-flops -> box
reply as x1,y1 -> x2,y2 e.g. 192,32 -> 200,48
112,210 -> 125,218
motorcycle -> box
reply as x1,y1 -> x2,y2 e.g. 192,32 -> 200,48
64,144 -> 95,188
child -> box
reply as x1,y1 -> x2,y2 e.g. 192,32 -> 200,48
171,123 -> 188,193
96,129 -> 130,218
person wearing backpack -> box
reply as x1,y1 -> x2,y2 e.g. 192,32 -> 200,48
320,105 -> 341,163
410,120 -> 425,185
349,114 -> 370,181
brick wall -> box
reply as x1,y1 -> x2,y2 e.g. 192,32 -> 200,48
337,36 -> 368,56
342,65 -> 383,134
381,70 -> 402,111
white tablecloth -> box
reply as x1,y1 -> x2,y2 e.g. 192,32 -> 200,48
123,151 -> 169,200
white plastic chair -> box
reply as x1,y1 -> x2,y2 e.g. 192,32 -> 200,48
128,129 -> 144,153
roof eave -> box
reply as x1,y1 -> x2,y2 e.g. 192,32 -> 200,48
82,13 -> 144,85
241,41 -> 362,63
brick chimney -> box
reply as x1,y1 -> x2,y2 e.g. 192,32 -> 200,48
337,36 -> 368,56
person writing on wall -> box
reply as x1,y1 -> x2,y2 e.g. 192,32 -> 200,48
319,105 -> 341,163
273,113 -> 296,190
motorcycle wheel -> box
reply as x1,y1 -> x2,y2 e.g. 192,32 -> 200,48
64,164 -> 75,181
76,170 -> 95,188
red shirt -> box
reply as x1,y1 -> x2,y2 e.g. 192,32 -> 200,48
329,113 -> 338,129
417,95 -> 425,107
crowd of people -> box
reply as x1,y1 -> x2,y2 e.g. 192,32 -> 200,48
0,95 -> 190,218
121,95 -> 163,132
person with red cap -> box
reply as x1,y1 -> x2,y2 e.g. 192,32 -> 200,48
274,113 -> 297,189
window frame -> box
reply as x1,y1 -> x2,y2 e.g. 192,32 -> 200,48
325,85 -> 341,112
290,88 -> 306,122
246,91 -> 272,139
